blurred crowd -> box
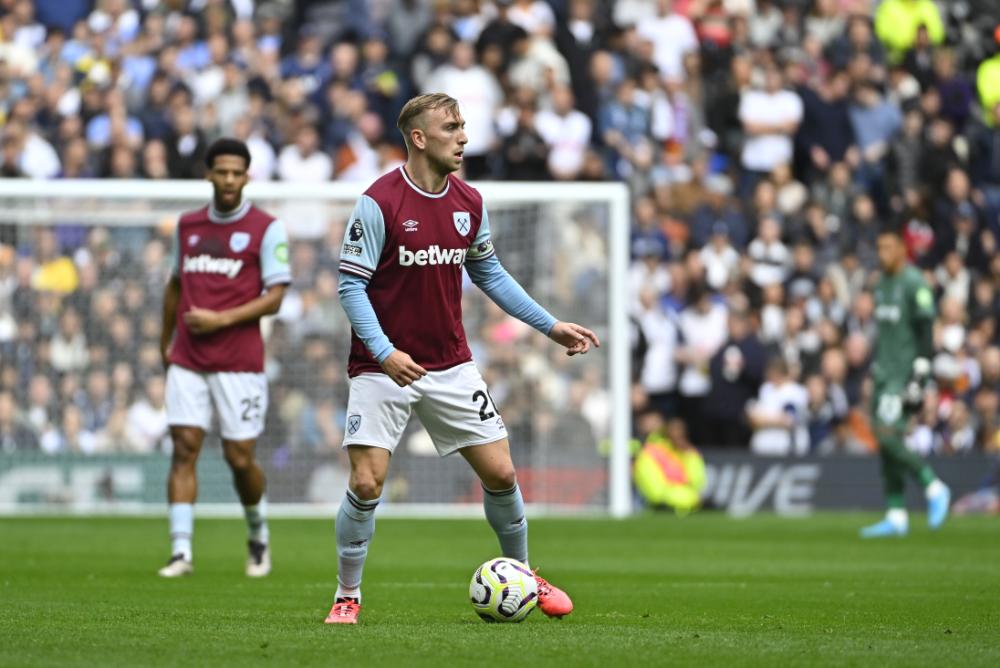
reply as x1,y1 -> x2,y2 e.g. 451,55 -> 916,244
1,0 -> 1000,458
0,206 -> 610,460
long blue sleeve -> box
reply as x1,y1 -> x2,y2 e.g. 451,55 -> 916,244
465,255 -> 557,335
337,273 -> 395,363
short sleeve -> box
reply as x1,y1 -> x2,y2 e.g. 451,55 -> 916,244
466,200 -> 496,263
339,195 -> 386,280
260,219 -> 292,287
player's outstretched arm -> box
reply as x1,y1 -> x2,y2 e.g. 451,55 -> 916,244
160,276 -> 181,368
466,255 -> 556,329
466,255 -> 599,355
184,284 -> 287,335
548,321 -> 601,356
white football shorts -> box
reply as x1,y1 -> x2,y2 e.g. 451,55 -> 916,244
342,361 -> 507,456
165,364 -> 268,441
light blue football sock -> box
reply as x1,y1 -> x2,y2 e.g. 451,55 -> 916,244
335,489 -> 379,601
483,484 -> 528,565
168,503 -> 193,560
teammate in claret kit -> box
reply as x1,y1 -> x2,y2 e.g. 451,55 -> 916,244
158,138 -> 291,577
860,226 -> 950,538
325,93 -> 599,624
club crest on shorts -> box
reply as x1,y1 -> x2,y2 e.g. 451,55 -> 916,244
229,231 -> 251,253
453,211 -> 470,235
347,414 -> 362,435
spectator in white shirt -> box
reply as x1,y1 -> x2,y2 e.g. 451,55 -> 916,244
748,357 -> 810,456
535,85 -> 592,179
186,33 -> 229,108
125,375 -> 169,454
275,124 -> 332,237
232,116 -> 276,181
49,307 -> 90,374
507,31 -> 572,100
636,286 -> 679,420
636,0 -> 698,83
759,283 -> 788,344
700,223 -> 741,291
935,251 -> 971,307
613,0 -> 655,28
25,374 -> 55,439
748,216 -> 792,288
277,125 -> 332,182
675,283 -> 729,443
635,63 -> 675,144
12,0 -> 46,51
335,112 -> 384,183
213,61 -> 250,137
506,0 -> 556,38
425,40 -> 503,178
4,120 -> 60,179
738,66 -> 803,194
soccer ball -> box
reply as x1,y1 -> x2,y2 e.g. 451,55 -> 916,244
469,557 -> 538,623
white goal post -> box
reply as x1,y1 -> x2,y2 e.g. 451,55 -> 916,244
0,178 -> 631,518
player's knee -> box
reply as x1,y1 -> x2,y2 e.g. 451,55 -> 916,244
482,467 -> 517,492
223,445 -> 255,472
350,471 -> 384,500
170,437 -> 200,468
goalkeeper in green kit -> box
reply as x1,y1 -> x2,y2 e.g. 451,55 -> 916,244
861,227 -> 951,538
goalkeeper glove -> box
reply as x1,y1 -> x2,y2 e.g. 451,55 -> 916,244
903,357 -> 932,410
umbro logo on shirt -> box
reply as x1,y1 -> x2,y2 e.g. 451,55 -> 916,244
403,219 -> 420,232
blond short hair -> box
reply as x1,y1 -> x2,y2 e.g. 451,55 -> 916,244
397,93 -> 461,147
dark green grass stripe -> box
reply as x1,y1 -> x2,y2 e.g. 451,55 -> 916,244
1,515 -> 998,668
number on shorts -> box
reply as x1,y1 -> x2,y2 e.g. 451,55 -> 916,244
876,394 -> 902,424
241,396 -> 262,422
472,390 -> 497,422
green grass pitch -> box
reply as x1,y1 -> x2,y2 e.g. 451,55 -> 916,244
2,514 -> 998,667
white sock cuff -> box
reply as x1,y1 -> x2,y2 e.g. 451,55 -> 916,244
925,479 -> 946,500
886,508 -> 908,528
482,483 -> 520,505
244,496 -> 268,515
336,582 -> 361,602
340,490 -> 380,523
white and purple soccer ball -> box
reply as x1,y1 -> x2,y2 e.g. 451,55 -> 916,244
469,557 -> 538,623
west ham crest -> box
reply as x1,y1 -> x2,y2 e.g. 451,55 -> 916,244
453,211 -> 470,235
229,231 -> 251,253
347,414 -> 362,435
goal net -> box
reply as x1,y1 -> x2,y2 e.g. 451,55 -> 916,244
0,179 -> 630,517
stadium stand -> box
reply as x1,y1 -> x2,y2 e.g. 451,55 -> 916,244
1,0 -> 999,458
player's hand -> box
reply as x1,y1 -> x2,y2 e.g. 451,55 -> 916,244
549,322 -> 601,356
380,350 -> 428,387
160,342 -> 172,369
183,307 -> 229,335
